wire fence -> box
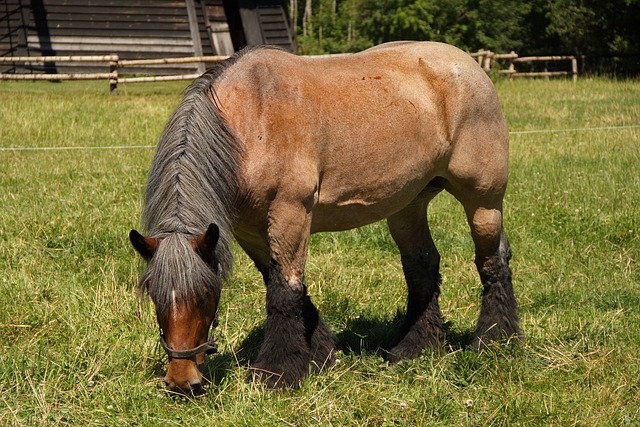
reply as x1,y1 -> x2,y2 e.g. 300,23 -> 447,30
1,125 -> 637,152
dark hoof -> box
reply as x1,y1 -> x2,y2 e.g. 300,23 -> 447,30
384,343 -> 424,363
385,324 -> 442,363
472,330 -> 522,352
250,364 -> 304,389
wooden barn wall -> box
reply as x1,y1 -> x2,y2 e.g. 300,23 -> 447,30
0,0 -> 219,75
1,0 -> 27,60
237,0 -> 295,51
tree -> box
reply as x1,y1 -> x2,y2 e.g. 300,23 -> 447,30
471,0 -> 532,52
546,0 -> 640,55
357,0 -> 468,47
303,0 -> 313,37
296,0 -> 372,54
294,0 -> 640,69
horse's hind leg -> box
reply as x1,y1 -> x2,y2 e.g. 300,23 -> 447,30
444,120 -> 520,350
386,190 -> 444,362
463,202 -> 520,351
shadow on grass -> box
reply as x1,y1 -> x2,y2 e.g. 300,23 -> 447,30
168,312 -> 477,391
148,311 -> 477,392
209,311 -> 475,368
149,314 -> 479,396
199,327 -> 265,387
201,353 -> 240,387
335,312 -> 475,356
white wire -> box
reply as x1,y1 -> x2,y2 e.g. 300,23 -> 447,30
0,145 -> 155,152
0,124 -> 638,152
509,124 -> 640,135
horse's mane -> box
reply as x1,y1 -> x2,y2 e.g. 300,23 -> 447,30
139,47 -> 263,309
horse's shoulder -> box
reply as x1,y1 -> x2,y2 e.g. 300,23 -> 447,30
221,47 -> 296,90
234,47 -> 296,71
379,42 -> 479,71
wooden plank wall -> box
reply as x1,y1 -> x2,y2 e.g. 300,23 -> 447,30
1,0 -> 28,62
0,0 -> 296,75
0,0 -> 218,74
238,0 -> 295,51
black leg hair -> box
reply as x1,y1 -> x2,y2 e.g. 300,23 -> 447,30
473,230 -> 520,351
385,198 -> 444,362
252,261 -> 335,388
386,248 -> 443,362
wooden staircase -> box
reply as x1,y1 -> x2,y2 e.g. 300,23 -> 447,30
238,1 -> 297,52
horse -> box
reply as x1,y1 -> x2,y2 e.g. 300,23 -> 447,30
129,41 -> 520,393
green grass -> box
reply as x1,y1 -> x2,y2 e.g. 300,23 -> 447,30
1,77 -> 639,426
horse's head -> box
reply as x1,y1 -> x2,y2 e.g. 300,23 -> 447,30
129,224 -> 222,394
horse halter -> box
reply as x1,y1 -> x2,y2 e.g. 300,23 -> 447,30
159,309 -> 219,359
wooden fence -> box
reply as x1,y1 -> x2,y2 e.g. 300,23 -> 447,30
0,49 -> 578,93
471,50 -> 578,81
0,54 -> 229,93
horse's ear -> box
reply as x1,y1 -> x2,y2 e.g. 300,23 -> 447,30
192,224 -> 219,265
129,230 -> 159,261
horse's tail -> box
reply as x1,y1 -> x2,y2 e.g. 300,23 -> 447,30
142,58 -> 245,283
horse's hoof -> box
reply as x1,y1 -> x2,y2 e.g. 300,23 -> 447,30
384,352 -> 403,364
472,331 -> 522,353
384,343 -> 424,363
385,330 -> 442,363
250,364 -> 304,389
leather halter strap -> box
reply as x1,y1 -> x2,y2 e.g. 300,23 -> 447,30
159,309 -> 219,359
159,333 -> 218,359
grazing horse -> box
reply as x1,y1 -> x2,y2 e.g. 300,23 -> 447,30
130,41 -> 520,393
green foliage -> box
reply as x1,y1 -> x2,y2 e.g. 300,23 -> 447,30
1,78 -> 639,425
297,0 -> 373,54
546,0 -> 640,54
472,0 -> 532,52
295,0 -> 640,57
359,0 -> 463,46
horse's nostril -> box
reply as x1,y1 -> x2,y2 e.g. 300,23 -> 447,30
165,379 -> 204,395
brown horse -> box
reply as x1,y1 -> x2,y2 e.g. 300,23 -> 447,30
130,41 -> 520,393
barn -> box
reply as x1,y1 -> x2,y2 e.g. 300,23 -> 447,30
0,0 -> 296,75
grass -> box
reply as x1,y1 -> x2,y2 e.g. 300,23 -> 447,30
1,77 -> 639,426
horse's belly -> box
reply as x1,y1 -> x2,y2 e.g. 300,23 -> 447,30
310,179 -> 429,233
310,203 -> 391,232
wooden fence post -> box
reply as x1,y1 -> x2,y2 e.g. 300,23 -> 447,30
483,50 -> 493,72
475,49 -> 486,66
109,54 -> 119,94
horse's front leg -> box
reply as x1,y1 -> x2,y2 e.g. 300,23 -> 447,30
252,199 -> 335,388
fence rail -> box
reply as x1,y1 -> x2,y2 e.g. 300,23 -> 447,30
0,50 -> 578,93
0,54 -> 230,93
0,55 -> 119,63
470,50 -> 578,81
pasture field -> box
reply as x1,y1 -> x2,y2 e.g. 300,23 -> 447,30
1,77 -> 639,426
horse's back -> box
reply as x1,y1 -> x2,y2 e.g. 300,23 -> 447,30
215,42 -> 508,233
